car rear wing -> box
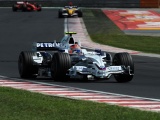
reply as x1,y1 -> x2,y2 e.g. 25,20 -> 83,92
64,6 -> 78,8
17,2 -> 24,4
32,42 -> 61,51
65,32 -> 77,36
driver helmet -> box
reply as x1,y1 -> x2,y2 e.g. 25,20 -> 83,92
69,43 -> 81,54
69,2 -> 73,6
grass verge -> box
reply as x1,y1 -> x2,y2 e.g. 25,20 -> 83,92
82,9 -> 160,54
0,87 -> 160,120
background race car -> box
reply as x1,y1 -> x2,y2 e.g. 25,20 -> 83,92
12,1 -> 42,12
58,6 -> 83,18
18,32 -> 134,83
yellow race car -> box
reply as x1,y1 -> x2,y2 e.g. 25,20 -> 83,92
58,6 -> 83,18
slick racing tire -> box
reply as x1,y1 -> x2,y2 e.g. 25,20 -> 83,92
37,4 -> 42,11
18,51 -> 38,78
78,9 -> 83,17
12,5 -> 17,12
37,7 -> 42,12
113,52 -> 134,83
58,9 -> 63,18
51,52 -> 71,81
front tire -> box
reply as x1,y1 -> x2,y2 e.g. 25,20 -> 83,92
12,5 -> 17,12
113,52 -> 134,83
58,9 -> 63,18
78,9 -> 83,17
51,52 -> 71,81
18,51 -> 38,78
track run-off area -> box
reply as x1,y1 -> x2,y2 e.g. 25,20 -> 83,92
0,8 -> 160,112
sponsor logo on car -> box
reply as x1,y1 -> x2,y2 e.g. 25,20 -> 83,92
36,43 -> 60,47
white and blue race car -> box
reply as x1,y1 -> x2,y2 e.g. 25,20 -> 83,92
18,32 -> 134,82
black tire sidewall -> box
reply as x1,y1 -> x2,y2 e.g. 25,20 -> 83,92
113,52 -> 134,83
18,51 -> 38,78
51,52 -> 71,81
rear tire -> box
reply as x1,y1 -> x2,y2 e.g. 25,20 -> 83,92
113,52 -> 134,83
18,51 -> 38,78
37,4 -> 42,11
51,52 -> 71,81
37,7 -> 42,11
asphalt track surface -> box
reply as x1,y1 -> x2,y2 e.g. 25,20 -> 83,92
0,8 -> 160,100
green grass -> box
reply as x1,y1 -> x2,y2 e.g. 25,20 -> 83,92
0,87 -> 160,120
82,9 -> 160,54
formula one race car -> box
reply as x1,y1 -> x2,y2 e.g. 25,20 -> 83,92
58,6 -> 83,18
18,32 -> 134,83
12,1 -> 42,12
